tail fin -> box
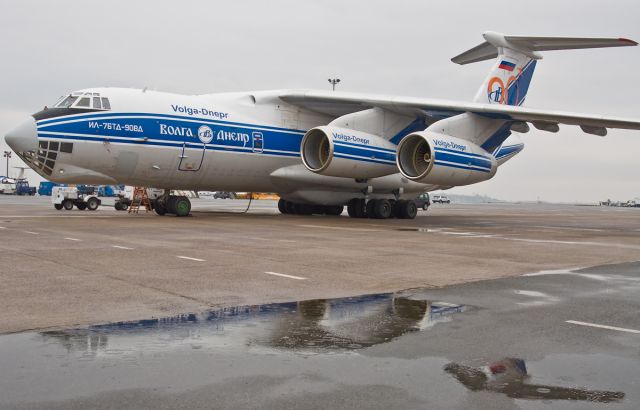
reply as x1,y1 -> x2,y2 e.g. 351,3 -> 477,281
452,32 -> 637,106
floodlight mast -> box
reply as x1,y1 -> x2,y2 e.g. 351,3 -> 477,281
3,151 -> 11,177
328,78 -> 341,91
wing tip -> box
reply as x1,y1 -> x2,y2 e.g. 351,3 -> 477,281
619,38 -> 638,46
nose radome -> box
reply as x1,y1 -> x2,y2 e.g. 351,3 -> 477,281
5,116 -> 37,153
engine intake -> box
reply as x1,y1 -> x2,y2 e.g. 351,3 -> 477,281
396,132 -> 497,186
301,126 -> 398,179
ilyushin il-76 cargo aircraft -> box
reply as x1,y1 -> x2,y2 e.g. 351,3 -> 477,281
5,32 -> 640,219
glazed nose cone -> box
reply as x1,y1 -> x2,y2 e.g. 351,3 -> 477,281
5,116 -> 37,153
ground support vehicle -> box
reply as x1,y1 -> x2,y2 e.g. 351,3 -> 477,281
52,186 -> 101,211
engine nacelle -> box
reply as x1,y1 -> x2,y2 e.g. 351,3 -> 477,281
396,132 -> 497,186
300,126 -> 397,179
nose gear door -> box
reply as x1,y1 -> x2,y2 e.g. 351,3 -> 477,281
178,125 -> 211,171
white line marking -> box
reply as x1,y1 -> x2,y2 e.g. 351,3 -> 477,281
24,231 -> 39,235
523,268 -> 581,277
112,245 -> 134,250
264,271 -> 307,280
515,290 -> 548,298
64,237 -> 81,241
566,320 -> 640,334
176,255 -> 206,262
0,226 -> 7,229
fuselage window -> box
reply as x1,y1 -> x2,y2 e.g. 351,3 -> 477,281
60,142 -> 74,153
93,97 -> 102,109
76,97 -> 90,108
57,96 -> 78,108
101,98 -> 111,110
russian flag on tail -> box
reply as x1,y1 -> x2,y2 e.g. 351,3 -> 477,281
498,60 -> 516,71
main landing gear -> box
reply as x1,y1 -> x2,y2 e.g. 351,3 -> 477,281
154,195 -> 191,217
347,198 -> 417,220
277,198 -> 418,220
278,199 -> 344,216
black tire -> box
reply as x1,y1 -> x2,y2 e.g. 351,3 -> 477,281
348,198 -> 366,218
167,196 -> 178,214
174,196 -> 191,217
54,203 -> 63,210
393,200 -> 405,218
284,200 -> 296,214
278,199 -> 288,214
63,199 -> 74,211
86,197 -> 99,211
154,199 -> 167,216
294,203 -> 312,215
399,200 -> 418,220
373,199 -> 392,219
325,205 -> 344,216
366,200 -> 376,218
76,203 -> 87,210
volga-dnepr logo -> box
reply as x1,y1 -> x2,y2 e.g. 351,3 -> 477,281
198,125 -> 213,144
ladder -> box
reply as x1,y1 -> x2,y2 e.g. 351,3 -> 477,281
128,187 -> 153,214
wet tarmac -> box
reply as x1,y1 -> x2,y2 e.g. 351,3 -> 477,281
1,261 -> 639,409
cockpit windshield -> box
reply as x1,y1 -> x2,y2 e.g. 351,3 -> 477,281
53,92 -> 111,110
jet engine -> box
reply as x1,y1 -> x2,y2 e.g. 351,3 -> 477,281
300,126 -> 397,179
396,132 -> 497,186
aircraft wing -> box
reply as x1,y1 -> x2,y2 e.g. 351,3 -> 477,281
280,90 -> 640,136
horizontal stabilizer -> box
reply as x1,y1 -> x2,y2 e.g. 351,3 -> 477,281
452,31 -> 638,65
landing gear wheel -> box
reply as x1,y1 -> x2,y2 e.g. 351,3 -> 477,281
76,203 -> 87,210
366,200 -> 376,218
86,197 -> 99,211
284,200 -> 296,214
293,203 -> 313,215
278,199 -> 288,214
63,199 -> 74,211
54,203 -> 63,210
372,199 -> 392,219
174,196 -> 191,217
154,199 -> 167,216
324,205 -> 344,216
397,200 -> 418,219
347,199 -> 366,218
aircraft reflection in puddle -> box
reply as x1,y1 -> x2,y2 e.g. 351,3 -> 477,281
41,293 -> 465,356
445,358 -> 625,403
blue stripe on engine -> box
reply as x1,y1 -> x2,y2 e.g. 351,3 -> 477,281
434,151 -> 492,170
434,147 -> 492,160
433,161 -> 491,173
333,144 -> 396,162
333,153 -> 396,165
333,140 -> 396,154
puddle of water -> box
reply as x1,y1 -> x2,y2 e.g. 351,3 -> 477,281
36,293 -> 466,356
445,357 -> 625,403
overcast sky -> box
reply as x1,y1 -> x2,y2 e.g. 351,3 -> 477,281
1,0 -> 639,202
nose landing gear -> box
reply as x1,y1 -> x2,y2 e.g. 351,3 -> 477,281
155,194 -> 191,217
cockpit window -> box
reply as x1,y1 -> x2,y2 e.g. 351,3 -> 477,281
76,97 -> 91,108
57,96 -> 78,108
52,92 -> 111,111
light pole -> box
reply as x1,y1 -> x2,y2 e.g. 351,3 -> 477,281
328,78 -> 341,91
3,151 -> 11,177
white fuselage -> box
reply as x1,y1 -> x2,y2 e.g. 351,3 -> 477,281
20,87 -> 520,206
